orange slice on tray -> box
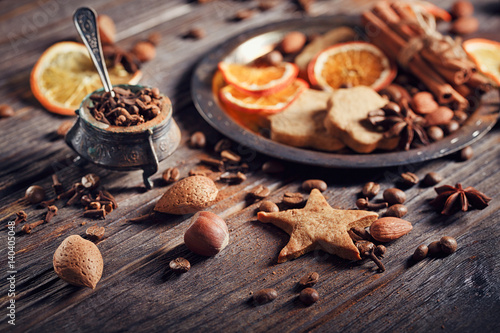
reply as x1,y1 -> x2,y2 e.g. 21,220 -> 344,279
218,62 -> 299,96
31,41 -> 141,116
463,38 -> 500,86
219,78 -> 308,114
308,41 -> 396,92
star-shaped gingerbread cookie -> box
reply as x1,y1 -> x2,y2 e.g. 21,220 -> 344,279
257,189 -> 378,262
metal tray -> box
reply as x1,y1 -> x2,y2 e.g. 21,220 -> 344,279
191,16 -> 499,168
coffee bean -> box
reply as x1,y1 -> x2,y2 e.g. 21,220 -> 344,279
459,146 -> 473,161
384,204 -> 408,218
214,138 -> 232,153
253,288 -> 277,305
25,185 -> 45,204
169,257 -> 191,273
259,200 -> 279,213
362,182 -> 380,198
400,172 -> 419,187
427,126 -> 444,141
0,104 -> 14,118
383,188 -> 406,205
235,8 -> 256,21
299,288 -> 319,306
189,131 -> 206,148
219,171 -> 246,184
162,167 -> 180,184
282,192 -> 304,207
186,27 -> 205,39
427,241 -> 442,256
299,272 -> 319,288
422,172 -> 443,186
301,179 -> 327,192
220,150 -> 241,163
262,160 -> 285,173
440,236 -> 458,255
249,185 -> 271,200
412,244 -> 428,261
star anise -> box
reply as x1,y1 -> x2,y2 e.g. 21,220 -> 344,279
102,43 -> 140,74
368,99 -> 429,151
430,183 -> 492,215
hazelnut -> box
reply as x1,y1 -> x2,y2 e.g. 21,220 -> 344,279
25,185 -> 45,204
132,41 -> 156,62
184,211 -> 229,256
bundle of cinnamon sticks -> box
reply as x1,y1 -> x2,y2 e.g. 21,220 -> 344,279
361,1 -> 491,110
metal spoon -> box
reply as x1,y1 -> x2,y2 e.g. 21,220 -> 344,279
73,7 -> 115,97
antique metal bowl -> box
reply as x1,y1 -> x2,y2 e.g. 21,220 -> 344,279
65,84 -> 181,189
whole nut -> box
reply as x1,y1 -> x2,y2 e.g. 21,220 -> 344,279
450,16 -> 479,35
97,15 -> 116,44
169,257 -> 191,273
445,120 -> 460,134
422,172 -> 443,186
440,236 -> 458,255
362,182 -> 380,198
299,288 -> 319,306
301,179 -> 327,192
451,1 -> 474,18
259,200 -> 279,213
132,41 -> 156,62
25,185 -> 45,204
425,106 -> 454,126
428,241 -> 442,256
459,146 -> 473,161
400,172 -> 419,187
427,126 -> 444,142
253,288 -> 278,305
0,104 -> 15,118
369,217 -> 413,242
383,188 -> 406,205
282,192 -> 304,207
189,131 -> 206,148
280,31 -> 306,54
184,211 -> 229,256
154,176 -> 219,215
412,244 -> 428,261
412,92 -> 438,114
384,204 -> 408,218
53,235 -> 103,289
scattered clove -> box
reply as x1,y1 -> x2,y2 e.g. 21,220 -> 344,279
13,211 -> 27,226
44,205 -> 58,223
356,240 -> 385,272
21,220 -> 44,234
52,174 -> 64,195
83,208 -> 107,219
356,198 -> 388,211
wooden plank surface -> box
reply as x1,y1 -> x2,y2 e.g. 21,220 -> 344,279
0,0 -> 499,332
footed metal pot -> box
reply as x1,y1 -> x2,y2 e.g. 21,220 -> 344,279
66,84 -> 181,189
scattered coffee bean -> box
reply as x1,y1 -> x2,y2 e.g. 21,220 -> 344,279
299,272 -> 319,288
258,0 -> 279,11
162,167 -> 180,184
383,188 -> 406,205
299,288 -> 319,306
132,41 -> 156,62
459,146 -> 473,161
186,27 -> 206,39
214,138 -> 232,153
259,200 -> 279,213
25,185 -> 45,204
282,192 -> 304,207
189,168 -> 212,177
169,257 -> 191,273
200,157 -> 224,170
249,185 -> 271,200
384,204 -> 408,218
301,179 -> 327,192
427,126 -> 444,141
348,227 -> 373,242
262,160 -> 285,174
374,244 -> 386,258
219,171 -> 246,184
400,172 -> 419,187
235,8 -> 256,20
220,150 -> 241,163
0,104 -> 14,118
362,182 -> 380,198
189,131 -> 206,148
253,288 -> 278,305
440,236 -> 458,255
427,241 -> 442,256
86,225 -> 105,242
422,172 -> 443,186
412,244 -> 428,261
82,173 -> 100,190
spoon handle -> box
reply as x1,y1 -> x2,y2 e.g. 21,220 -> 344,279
73,7 -> 115,96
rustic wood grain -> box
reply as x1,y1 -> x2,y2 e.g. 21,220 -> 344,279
0,0 -> 499,332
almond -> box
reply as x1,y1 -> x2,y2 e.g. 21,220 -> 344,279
425,106 -> 454,126
97,15 -> 116,44
369,217 -> 412,242
154,175 -> 218,215
132,41 -> 156,62
450,16 -> 479,35
280,31 -> 307,54
411,92 -> 438,114
53,235 -> 103,289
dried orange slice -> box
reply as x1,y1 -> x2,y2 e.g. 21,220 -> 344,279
463,38 -> 500,86
31,41 -> 141,116
218,62 -> 299,96
219,78 -> 308,114
308,41 -> 396,92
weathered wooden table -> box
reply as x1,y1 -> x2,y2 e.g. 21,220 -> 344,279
1,0 -> 499,332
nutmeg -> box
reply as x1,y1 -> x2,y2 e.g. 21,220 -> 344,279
369,217 -> 413,242
184,211 -> 229,256
53,235 -> 103,289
